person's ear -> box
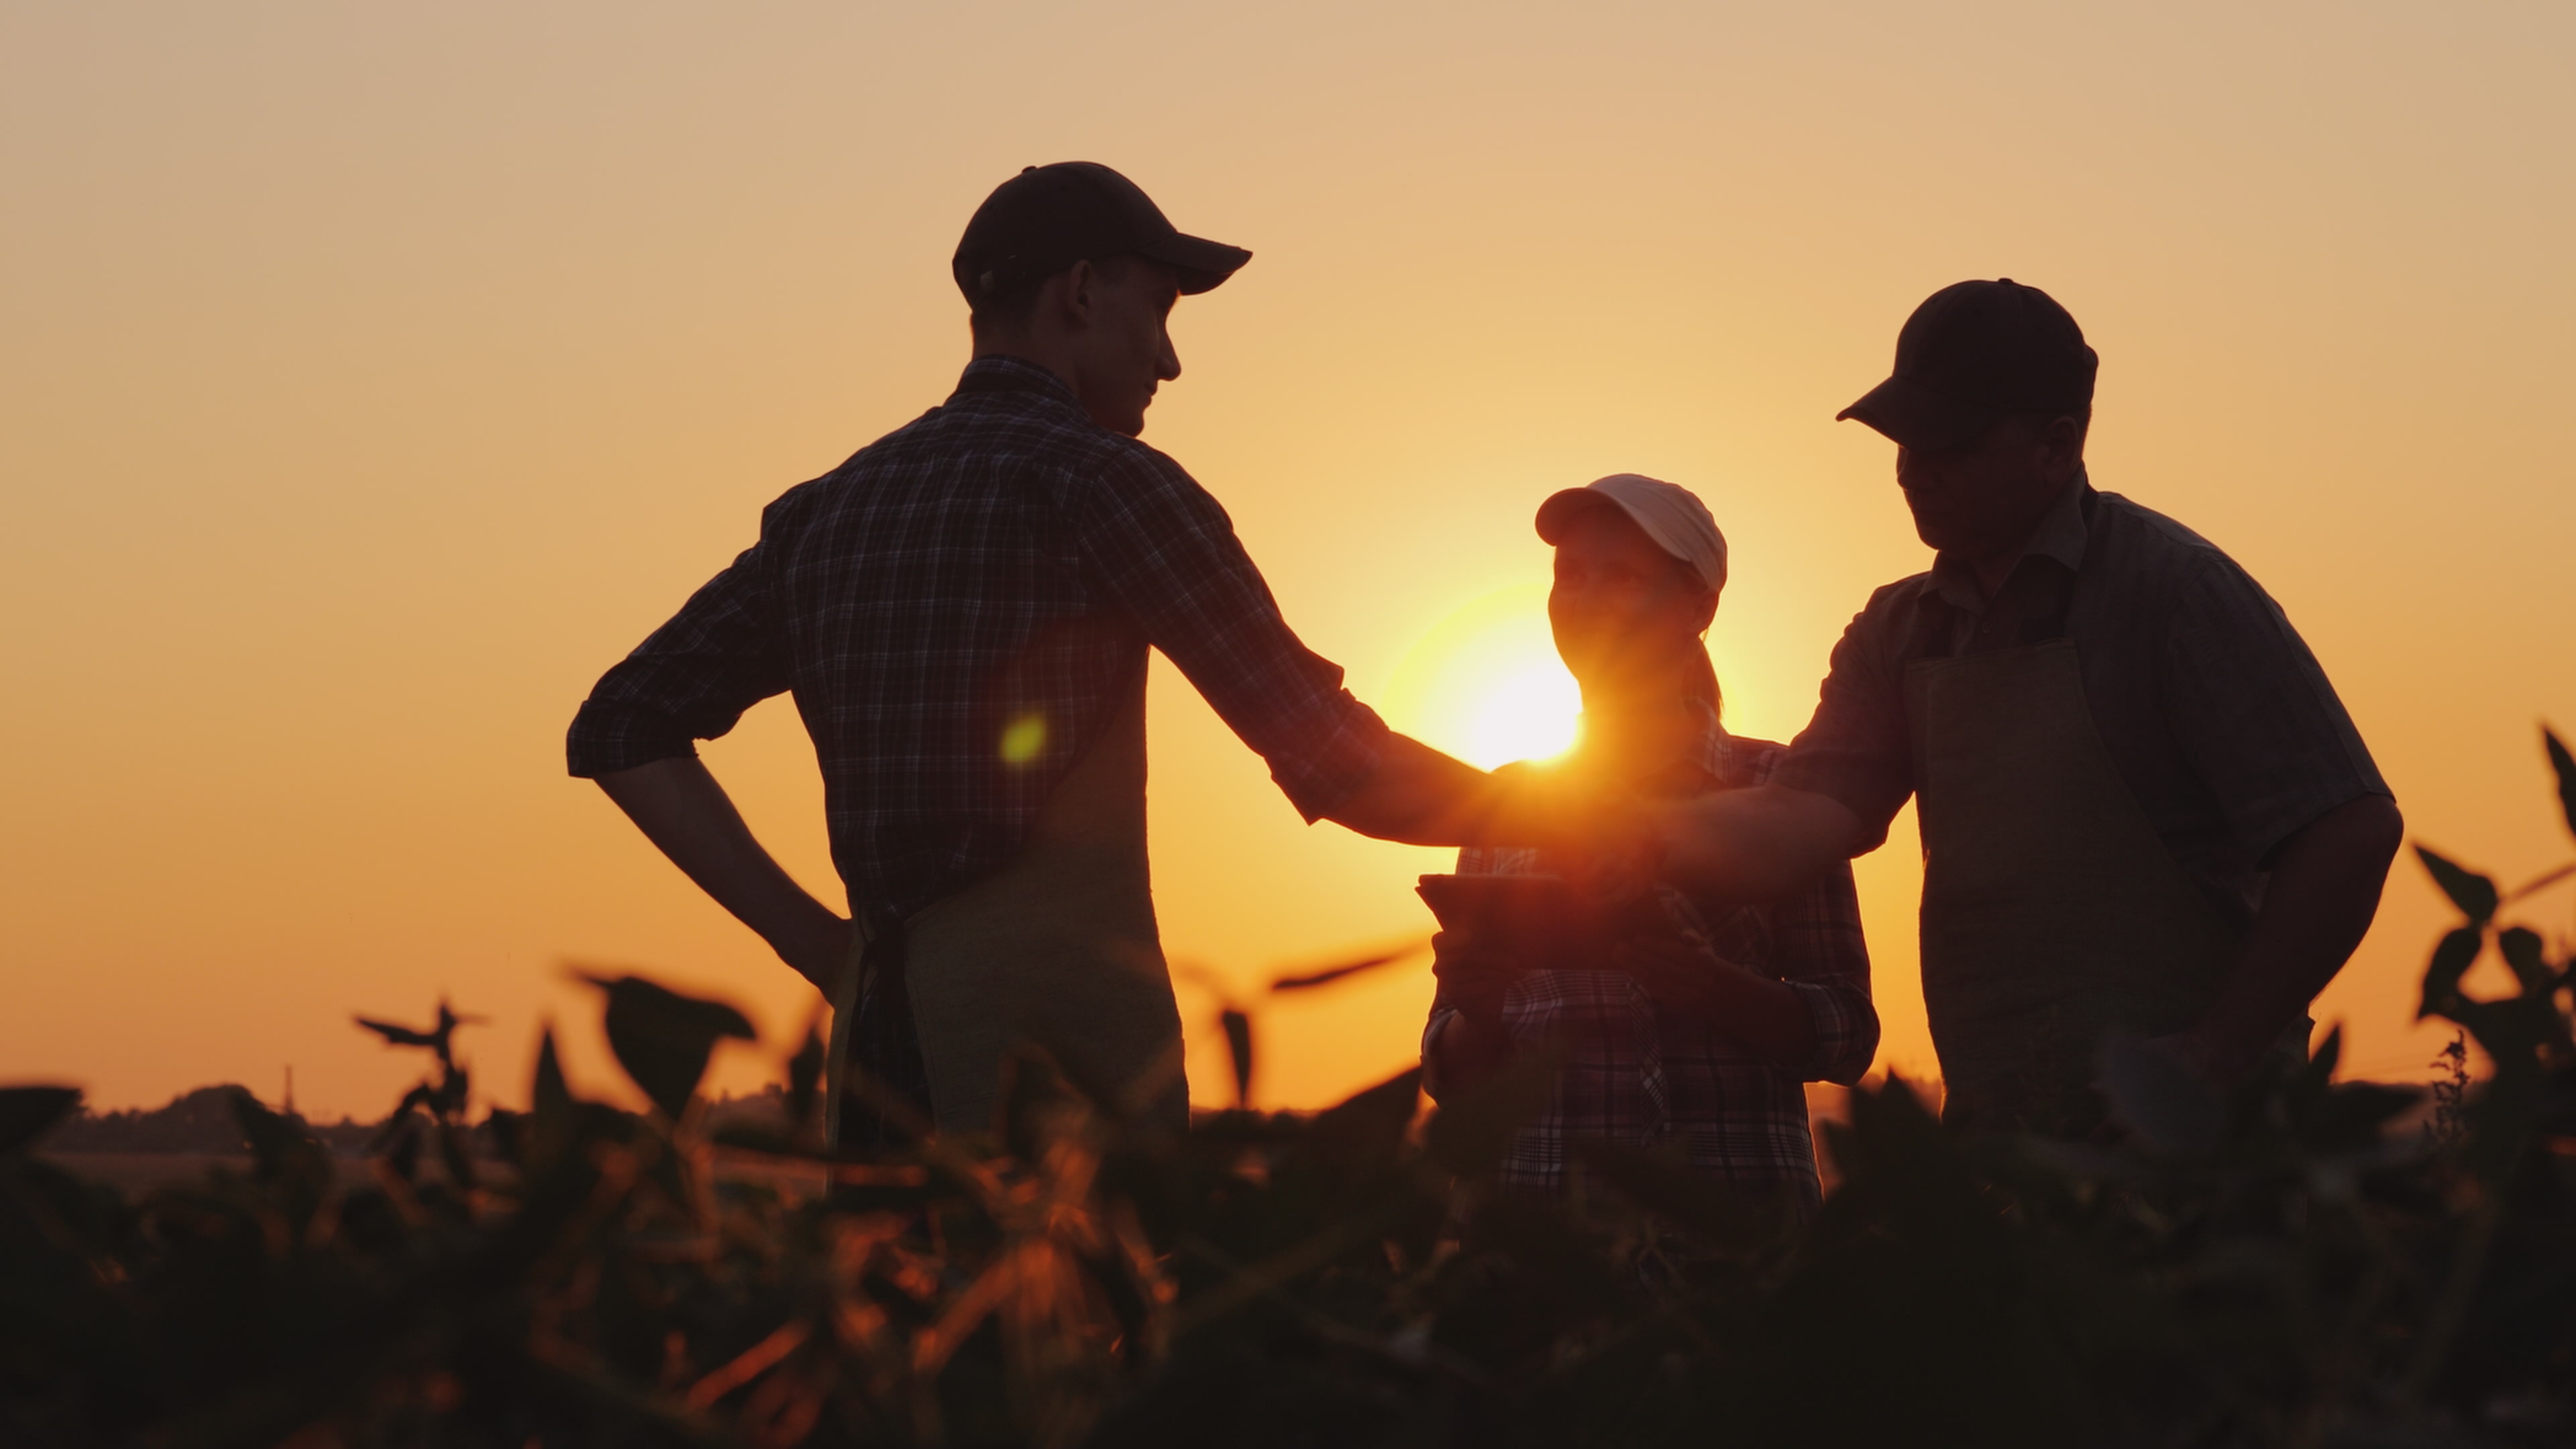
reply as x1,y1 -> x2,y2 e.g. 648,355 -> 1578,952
1688,588 -> 1719,635
1059,258 -> 1098,332
2039,414 -> 2086,485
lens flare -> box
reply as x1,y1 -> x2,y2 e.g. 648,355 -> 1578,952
999,711 -> 1047,765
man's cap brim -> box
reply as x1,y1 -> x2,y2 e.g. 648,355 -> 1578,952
1139,231 -> 1252,294
1835,374 -> 2001,453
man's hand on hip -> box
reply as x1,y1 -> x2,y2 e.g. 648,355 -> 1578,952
2174,793 -> 2404,1087
593,755 -> 854,996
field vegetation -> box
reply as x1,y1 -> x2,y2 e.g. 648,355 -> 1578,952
3,731 -> 2573,1447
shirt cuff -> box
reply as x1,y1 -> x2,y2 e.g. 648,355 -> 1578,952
1782,979 -> 1880,1085
566,700 -> 703,779
1267,694 -> 1394,824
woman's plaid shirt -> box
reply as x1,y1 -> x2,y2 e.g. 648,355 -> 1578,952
568,356 -> 1389,922
1423,716 -> 1878,1209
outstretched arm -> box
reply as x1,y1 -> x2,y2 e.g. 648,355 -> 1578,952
1652,784 -> 1866,903
593,757 -> 854,994
1320,735 -> 1512,846
2163,793 -> 2403,1083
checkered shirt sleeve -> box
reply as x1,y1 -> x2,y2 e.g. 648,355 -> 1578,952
1061,437 -> 1389,820
566,537 -> 792,776
568,356 -> 1389,920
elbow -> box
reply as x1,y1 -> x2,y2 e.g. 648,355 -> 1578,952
1820,1055 -> 1873,1089
2365,794 -> 2406,865
1817,1026 -> 1880,1087
567,700 -> 698,782
1823,994 -> 1882,1086
1790,985 -> 1880,1086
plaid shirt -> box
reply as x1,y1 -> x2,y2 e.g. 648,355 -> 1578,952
568,355 -> 1389,922
1424,712 -> 1877,1208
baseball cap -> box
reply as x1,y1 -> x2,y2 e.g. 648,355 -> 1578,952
1837,279 -> 2098,453
953,162 -> 1252,304
1535,474 -> 1728,596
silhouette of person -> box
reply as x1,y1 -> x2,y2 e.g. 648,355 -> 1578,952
568,163 -> 1520,1142
1642,282 -> 2402,1134
1421,475 -> 1879,1212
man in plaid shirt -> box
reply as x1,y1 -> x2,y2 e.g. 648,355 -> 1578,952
1422,477 -> 1878,1210
569,164 -> 1514,1131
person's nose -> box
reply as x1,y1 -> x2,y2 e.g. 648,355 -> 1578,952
1895,445 -> 1933,495
1156,327 -> 1181,382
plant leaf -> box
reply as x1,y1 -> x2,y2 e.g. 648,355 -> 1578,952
2420,926 -> 2483,1020
2296,1024 -> 2345,1097
787,1021 -> 825,1136
1270,945 -> 1420,992
2499,927 -> 2553,996
2546,726 -> 2576,841
532,1026 -> 574,1124
354,1014 -> 441,1049
1220,1008 -> 1254,1109
582,974 -> 756,1121
1295,1067 -> 1421,1188
229,1087 -> 335,1228
0,1086 -> 82,1157
2415,847 -> 2499,925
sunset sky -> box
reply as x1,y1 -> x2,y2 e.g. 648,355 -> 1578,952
5,1 -> 2572,1120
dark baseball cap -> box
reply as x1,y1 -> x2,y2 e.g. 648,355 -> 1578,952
1837,279 -> 2098,452
953,162 -> 1252,304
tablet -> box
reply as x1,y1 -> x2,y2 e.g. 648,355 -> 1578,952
1415,873 -> 1604,963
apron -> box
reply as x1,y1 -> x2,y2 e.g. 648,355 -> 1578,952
824,664 -> 1187,1143
1909,637 -> 2246,1134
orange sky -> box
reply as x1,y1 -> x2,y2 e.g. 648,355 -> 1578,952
4,2 -> 2572,1120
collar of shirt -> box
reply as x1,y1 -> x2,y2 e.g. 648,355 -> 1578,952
950,353 -> 1083,408
1678,697 -> 1735,784
1925,468 -> 2095,616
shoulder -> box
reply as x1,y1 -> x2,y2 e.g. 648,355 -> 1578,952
1817,572 -> 1937,680
2092,492 -> 2265,590
1057,430 -> 1236,538
1859,570 -> 1937,619
753,468 -> 841,538
2090,491 -> 2297,627
756,403 -> 951,519
1079,426 -> 1210,492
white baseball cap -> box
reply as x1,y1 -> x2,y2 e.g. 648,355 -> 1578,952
1534,474 -> 1728,596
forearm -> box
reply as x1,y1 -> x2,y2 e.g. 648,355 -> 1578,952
1654,785 -> 1864,903
593,756 -> 851,989
2188,794 -> 2404,1075
1673,961 -> 1819,1073
1322,734 -> 1508,846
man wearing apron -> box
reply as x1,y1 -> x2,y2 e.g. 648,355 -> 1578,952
567,164 -> 1512,1143
1652,280 -> 2404,1135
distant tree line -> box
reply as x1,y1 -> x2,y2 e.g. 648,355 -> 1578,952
38,1085 -> 377,1156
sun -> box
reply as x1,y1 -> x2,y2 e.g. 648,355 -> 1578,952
1467,663 -> 1582,767
1381,586 -> 1582,770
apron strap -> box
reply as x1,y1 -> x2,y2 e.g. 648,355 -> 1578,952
835,904 -> 934,1153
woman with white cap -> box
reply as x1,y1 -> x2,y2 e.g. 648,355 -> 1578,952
1419,475 -> 1879,1212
